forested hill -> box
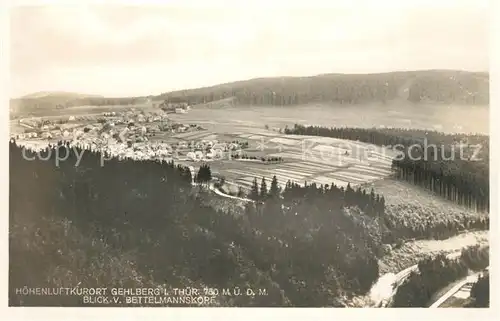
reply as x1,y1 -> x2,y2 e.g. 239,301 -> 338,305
11,70 -> 489,114
158,70 -> 489,106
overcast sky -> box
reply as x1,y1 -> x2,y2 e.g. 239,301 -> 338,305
10,1 -> 489,98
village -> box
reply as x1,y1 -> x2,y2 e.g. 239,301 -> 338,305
11,102 -> 252,164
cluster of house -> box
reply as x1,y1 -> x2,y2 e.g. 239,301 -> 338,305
100,110 -> 168,125
184,140 -> 244,162
159,101 -> 191,114
102,140 -> 174,161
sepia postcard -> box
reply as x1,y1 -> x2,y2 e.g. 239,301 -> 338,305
3,0 -> 497,320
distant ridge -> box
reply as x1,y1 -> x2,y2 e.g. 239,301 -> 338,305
155,69 -> 489,106
18,91 -> 104,100
10,70 -> 489,115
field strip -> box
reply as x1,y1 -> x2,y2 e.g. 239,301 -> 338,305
173,132 -> 194,138
286,136 -> 340,145
366,160 -> 392,168
189,131 -> 215,140
271,168 -> 315,177
334,171 -> 382,180
367,162 -> 393,170
279,164 -> 336,174
202,134 -> 218,141
248,135 -> 265,140
268,151 -> 351,167
226,168 -> 271,177
366,156 -> 393,165
267,152 -> 307,160
235,177 -> 256,185
308,176 -> 336,186
368,151 -> 394,161
257,169 -> 309,180
293,161 -> 343,171
326,172 -> 370,183
350,166 -> 392,176
353,163 -> 391,173
241,130 -> 279,136
307,158 -> 350,167
275,174 -> 308,183
313,176 -> 351,188
312,145 -> 348,153
238,133 -> 255,138
269,137 -> 301,146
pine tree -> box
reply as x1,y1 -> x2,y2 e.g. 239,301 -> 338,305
269,175 -> 280,198
260,177 -> 268,200
249,178 -> 260,200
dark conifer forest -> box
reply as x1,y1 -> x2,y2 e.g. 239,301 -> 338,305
8,137 -> 489,307
9,140 -> 381,306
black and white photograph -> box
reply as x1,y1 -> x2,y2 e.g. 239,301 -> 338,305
5,0 -> 494,314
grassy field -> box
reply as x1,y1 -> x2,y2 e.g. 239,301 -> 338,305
168,102 -> 489,134
170,126 -> 396,190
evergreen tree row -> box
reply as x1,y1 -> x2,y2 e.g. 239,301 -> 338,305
246,172 -> 487,243
9,140 -> 383,307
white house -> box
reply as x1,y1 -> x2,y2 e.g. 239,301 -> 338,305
68,116 -> 75,121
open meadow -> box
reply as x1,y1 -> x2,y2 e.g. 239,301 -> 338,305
169,125 -> 396,190
169,102 -> 489,135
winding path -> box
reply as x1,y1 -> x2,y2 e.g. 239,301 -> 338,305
373,251 -> 463,307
